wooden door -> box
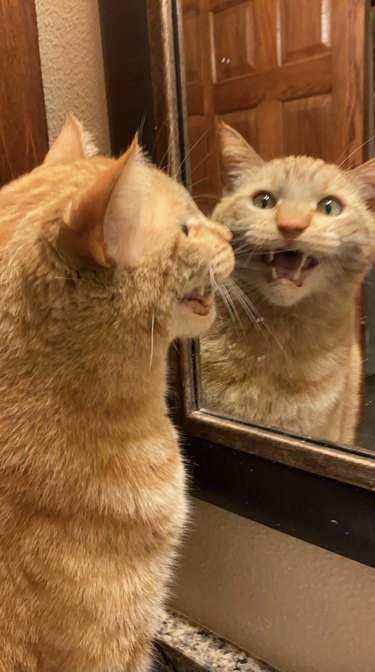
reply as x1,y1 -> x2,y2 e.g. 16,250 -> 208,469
0,0 -> 48,187
181,0 -> 369,212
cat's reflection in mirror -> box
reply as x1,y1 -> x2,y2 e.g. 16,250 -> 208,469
201,123 -> 375,445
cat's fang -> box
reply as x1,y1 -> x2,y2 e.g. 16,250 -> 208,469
294,254 -> 307,279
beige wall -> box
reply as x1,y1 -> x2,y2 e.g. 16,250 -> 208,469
35,0 -> 110,154
173,498 -> 375,672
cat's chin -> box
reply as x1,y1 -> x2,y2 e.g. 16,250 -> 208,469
173,299 -> 216,338
261,278 -> 316,307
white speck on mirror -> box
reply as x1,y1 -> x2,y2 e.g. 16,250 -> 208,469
330,519 -> 338,525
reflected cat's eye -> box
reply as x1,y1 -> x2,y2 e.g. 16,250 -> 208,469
317,196 -> 342,216
253,192 -> 277,209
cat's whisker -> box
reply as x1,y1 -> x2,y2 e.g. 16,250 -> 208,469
234,247 -> 266,257
149,311 -> 155,370
220,284 -> 242,326
218,286 -> 239,326
177,128 -> 210,178
337,135 -> 375,169
232,241 -> 254,255
209,264 -> 238,326
153,118 -> 170,167
137,113 -> 147,148
188,147 -> 218,180
193,193 -> 220,203
228,276 -> 286,355
189,175 -> 216,190
224,277 -> 260,331
158,145 -> 171,173
171,341 -> 179,354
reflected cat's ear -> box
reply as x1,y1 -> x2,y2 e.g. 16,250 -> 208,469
218,121 -> 264,189
352,159 -> 375,208
43,114 -> 97,166
57,133 -> 151,268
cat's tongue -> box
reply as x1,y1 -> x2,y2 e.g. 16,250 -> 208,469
273,251 -> 303,279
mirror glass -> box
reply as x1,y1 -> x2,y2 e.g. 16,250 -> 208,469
179,0 -> 375,450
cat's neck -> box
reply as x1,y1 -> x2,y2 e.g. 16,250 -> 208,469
0,289 -> 170,420
235,277 -> 358,329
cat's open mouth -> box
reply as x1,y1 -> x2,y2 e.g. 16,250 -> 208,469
261,250 -> 320,286
179,289 -> 213,316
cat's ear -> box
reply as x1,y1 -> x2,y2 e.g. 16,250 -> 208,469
43,114 -> 97,166
218,121 -> 264,189
352,159 -> 375,208
57,134 -> 148,268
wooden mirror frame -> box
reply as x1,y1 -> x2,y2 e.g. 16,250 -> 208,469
99,0 -> 375,568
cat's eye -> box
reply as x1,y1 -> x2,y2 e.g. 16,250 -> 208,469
253,192 -> 277,209
317,196 -> 343,216
181,224 -> 189,236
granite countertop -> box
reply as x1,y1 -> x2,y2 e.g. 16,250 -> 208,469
155,610 -> 278,672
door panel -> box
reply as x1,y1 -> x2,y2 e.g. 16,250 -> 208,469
210,0 -> 256,81
280,0 -> 332,63
283,94 -> 334,159
0,0 -> 48,186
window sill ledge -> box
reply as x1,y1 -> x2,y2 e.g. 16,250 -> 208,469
155,610 -> 277,672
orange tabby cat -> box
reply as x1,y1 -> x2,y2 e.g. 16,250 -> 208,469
0,115 -> 234,671
201,123 -> 375,445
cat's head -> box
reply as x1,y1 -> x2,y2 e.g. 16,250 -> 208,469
1,116 -> 234,343
213,122 -> 375,307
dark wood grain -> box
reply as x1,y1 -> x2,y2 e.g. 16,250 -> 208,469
0,0 -> 48,186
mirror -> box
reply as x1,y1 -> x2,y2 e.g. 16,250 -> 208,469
179,0 -> 374,450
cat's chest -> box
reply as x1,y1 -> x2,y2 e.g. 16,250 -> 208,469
202,328 -> 349,417
209,337 -> 340,382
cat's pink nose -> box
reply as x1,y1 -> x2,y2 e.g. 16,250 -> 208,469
277,220 -> 309,238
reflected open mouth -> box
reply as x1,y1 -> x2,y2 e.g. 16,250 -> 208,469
179,289 -> 213,316
261,250 -> 320,287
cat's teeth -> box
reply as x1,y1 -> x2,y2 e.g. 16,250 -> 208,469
271,267 -> 277,280
268,251 -> 275,263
